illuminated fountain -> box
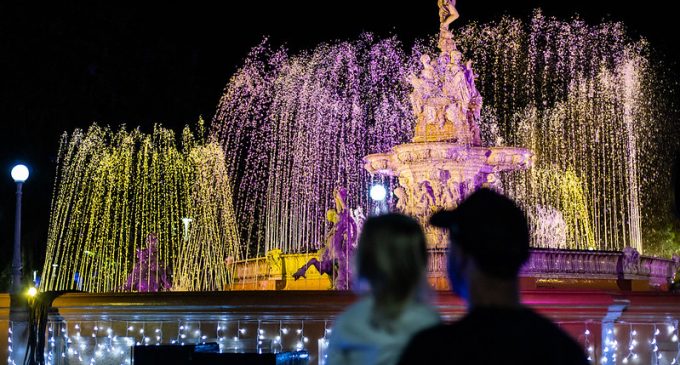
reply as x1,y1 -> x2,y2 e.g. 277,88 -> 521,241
40,123 -> 241,292
15,4 -> 680,365
39,3 -> 679,292
453,15 -> 654,253
211,5 -> 678,290
363,1 -> 533,285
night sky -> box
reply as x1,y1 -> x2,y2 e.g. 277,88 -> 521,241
1,0 -> 678,288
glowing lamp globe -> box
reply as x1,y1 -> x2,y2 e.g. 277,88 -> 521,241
369,184 -> 387,201
27,287 -> 38,297
11,164 -> 29,183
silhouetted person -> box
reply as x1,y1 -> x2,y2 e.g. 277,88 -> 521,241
398,189 -> 588,365
327,213 -> 440,365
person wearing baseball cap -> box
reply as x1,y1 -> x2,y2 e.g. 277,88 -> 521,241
398,188 -> 588,365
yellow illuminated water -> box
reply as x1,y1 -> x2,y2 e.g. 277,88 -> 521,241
40,122 -> 240,292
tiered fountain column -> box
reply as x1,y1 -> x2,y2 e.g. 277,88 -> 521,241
364,1 -> 534,286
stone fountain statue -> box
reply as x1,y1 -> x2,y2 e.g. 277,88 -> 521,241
292,187 -> 362,290
122,233 -> 172,292
411,1 -> 482,144
364,1 -> 534,285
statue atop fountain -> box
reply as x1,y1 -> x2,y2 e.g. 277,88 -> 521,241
411,0 -> 482,144
364,1 -> 534,287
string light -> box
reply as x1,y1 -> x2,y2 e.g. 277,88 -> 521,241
216,321 -> 226,352
194,321 -> 202,345
672,320 -> 680,365
319,321 -> 331,365
256,321 -> 264,354
32,317 -> 680,365
178,321 -> 187,345
295,320 -> 306,351
651,324 -> 661,365
270,320 -> 283,354
47,323 -> 56,364
583,323 -> 593,362
155,324 -> 163,346
8,324 -> 14,365
601,324 -> 618,364
622,324 -> 637,364
233,320 -> 243,352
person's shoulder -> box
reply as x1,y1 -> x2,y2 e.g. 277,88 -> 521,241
413,322 -> 452,340
522,309 -> 590,363
524,309 -> 578,338
333,297 -> 372,329
408,324 -> 455,348
520,309 -> 567,332
400,300 -> 442,326
399,324 -> 454,365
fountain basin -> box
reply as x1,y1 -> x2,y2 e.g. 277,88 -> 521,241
364,143 -> 534,178
364,142 -> 534,251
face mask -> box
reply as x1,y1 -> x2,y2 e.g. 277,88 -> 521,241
447,243 -> 469,300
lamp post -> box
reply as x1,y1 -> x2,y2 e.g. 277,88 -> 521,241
10,164 -> 29,295
9,164 -> 29,365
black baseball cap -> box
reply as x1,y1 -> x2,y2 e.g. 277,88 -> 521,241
430,188 -> 530,278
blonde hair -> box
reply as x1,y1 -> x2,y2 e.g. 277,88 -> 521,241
356,213 -> 428,329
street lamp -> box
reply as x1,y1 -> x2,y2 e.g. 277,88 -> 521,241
11,164 -> 29,295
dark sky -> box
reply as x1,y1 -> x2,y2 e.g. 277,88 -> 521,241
1,0 -> 679,283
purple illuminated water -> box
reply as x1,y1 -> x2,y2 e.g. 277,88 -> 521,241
212,36 -> 417,257
212,13 -> 670,256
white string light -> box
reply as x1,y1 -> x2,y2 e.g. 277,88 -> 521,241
269,320 -> 283,354
257,320 -> 264,354
38,317 -> 680,365
622,324 -> 637,364
233,320 -> 243,352
197,321 -> 207,344
672,320 -> 680,365
318,320 -> 331,365
47,322 -> 55,365
216,321 -> 226,352
651,324 -> 660,365
8,323 -> 15,365
178,320 -> 187,345
583,323 -> 593,363
295,320 -> 306,351
62,321 -> 69,360
155,324 -> 163,346
173,320 -> 181,344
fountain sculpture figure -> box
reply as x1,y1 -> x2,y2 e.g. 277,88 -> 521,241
292,187 -> 363,290
364,2 -> 534,285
